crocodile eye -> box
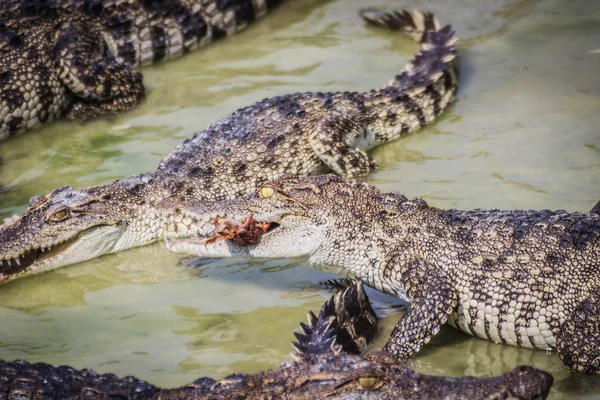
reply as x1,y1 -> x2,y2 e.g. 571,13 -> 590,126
50,209 -> 69,221
358,376 -> 380,388
259,186 -> 274,199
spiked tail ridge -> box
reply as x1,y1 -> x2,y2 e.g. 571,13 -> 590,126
360,8 -> 443,42
290,281 -> 378,361
331,280 -> 379,354
361,8 -> 459,129
360,8 -> 459,96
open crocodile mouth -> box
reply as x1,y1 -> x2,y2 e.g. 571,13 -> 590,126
0,236 -> 77,275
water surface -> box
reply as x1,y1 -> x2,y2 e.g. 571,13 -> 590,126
0,0 -> 599,398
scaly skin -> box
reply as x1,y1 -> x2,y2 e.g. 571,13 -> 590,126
0,0 -> 280,138
0,9 -> 459,283
0,281 -> 553,399
166,174 -> 600,374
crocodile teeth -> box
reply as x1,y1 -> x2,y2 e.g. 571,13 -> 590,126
15,258 -> 20,266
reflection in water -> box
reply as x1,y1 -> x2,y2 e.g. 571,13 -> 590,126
0,243 -> 189,310
170,302 -> 323,379
0,0 -> 599,398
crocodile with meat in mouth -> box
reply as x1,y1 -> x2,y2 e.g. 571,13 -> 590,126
166,174 -> 600,374
0,8 -> 459,284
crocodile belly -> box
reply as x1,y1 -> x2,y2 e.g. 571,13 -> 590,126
447,302 -> 556,350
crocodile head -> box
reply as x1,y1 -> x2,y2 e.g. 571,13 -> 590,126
266,355 -> 553,400
0,183 -> 134,283
179,353 -> 553,399
167,174 -> 410,277
167,174 -> 428,297
166,174 -> 366,261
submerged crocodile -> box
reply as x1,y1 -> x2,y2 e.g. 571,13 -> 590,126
0,0 -> 281,138
0,9 -> 459,282
165,174 -> 600,374
0,281 -> 554,399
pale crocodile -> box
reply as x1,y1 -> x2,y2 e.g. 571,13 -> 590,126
166,174 -> 600,374
0,281 -> 554,399
0,8 -> 459,283
0,0 -> 282,139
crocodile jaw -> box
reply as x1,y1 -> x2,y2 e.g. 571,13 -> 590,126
0,224 -> 126,284
166,214 -> 324,259
0,209 -> 211,284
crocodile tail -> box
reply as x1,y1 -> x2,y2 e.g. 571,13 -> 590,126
361,8 -> 459,114
104,0 -> 282,67
290,281 -> 378,361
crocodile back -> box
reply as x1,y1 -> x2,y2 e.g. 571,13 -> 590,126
435,208 -> 600,349
440,208 -> 600,265
0,359 -> 159,399
155,92 -> 325,200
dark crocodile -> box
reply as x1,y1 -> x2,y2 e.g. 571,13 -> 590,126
0,0 -> 281,138
0,8 -> 459,283
166,174 -> 600,374
0,281 -> 553,399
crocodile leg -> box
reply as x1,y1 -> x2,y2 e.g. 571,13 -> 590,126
308,117 -> 377,179
54,22 -> 144,122
556,289 -> 600,374
382,263 -> 458,359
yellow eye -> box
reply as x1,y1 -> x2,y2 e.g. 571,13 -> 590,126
259,186 -> 274,199
358,377 -> 380,388
50,209 -> 69,221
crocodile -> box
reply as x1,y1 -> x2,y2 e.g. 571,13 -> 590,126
165,174 -> 600,374
0,0 -> 282,139
0,8 -> 459,283
0,281 -> 554,399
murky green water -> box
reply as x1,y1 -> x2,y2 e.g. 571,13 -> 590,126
0,0 -> 599,398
